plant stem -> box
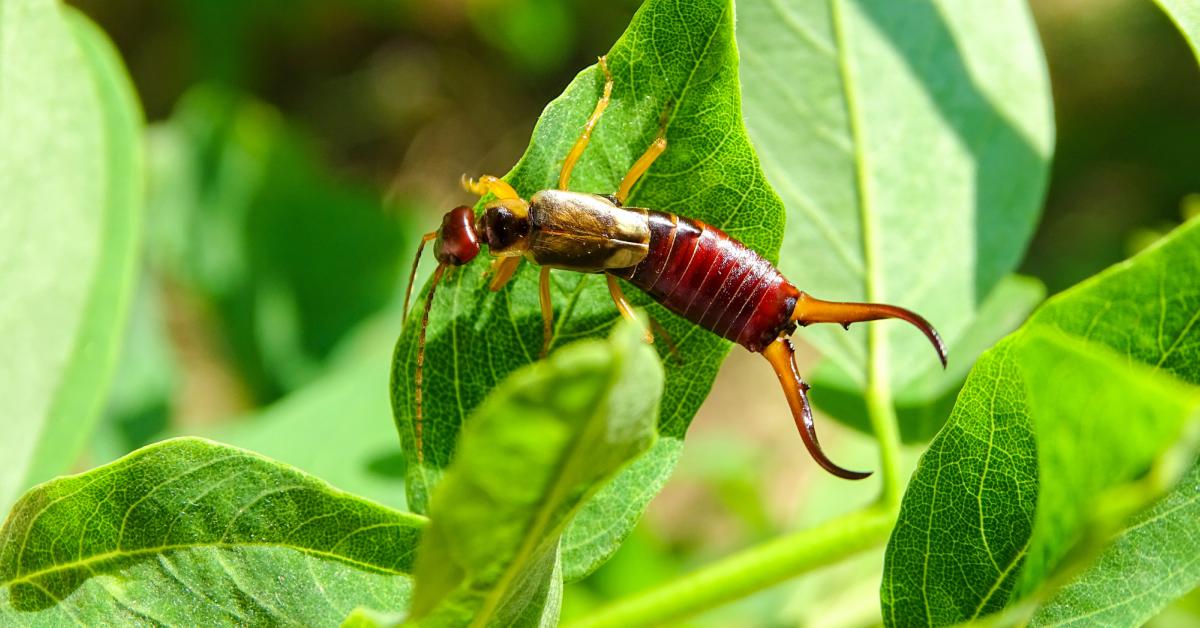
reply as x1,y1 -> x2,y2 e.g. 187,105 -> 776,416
565,505 -> 896,628
865,324 -> 903,508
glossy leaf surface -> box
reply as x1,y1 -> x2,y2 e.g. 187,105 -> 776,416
392,0 -> 784,580
0,2 -> 143,514
410,322 -> 661,625
882,220 -> 1200,625
0,438 -> 424,624
737,0 -> 1053,412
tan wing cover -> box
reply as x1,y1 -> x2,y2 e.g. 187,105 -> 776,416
526,189 -> 650,272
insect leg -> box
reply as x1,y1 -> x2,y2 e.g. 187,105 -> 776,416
606,274 -> 654,343
539,266 -> 554,357
762,336 -> 871,480
559,56 -> 613,190
462,174 -> 520,201
647,316 -> 682,364
616,135 -> 667,205
488,256 -> 522,291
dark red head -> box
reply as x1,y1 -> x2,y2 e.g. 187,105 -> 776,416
434,206 -> 481,266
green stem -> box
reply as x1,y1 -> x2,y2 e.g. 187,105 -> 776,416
565,505 -> 896,628
866,324 -> 903,508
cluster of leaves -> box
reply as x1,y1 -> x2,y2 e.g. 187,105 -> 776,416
2,0 -> 1199,626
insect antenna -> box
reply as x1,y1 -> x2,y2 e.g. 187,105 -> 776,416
403,232 -> 438,326
414,263 -> 447,468
792,293 -> 948,367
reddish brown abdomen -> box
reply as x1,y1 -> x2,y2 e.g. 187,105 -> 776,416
610,211 -> 798,352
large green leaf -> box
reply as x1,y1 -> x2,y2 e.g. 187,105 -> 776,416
410,322 -> 661,626
0,438 -> 425,624
882,219 -> 1200,625
737,0 -> 1053,417
392,0 -> 784,580
0,2 -> 143,515
1157,0 -> 1200,60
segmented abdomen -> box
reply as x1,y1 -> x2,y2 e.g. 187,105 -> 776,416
610,211 -> 798,352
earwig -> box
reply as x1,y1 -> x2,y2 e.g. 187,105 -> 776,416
404,57 -> 947,479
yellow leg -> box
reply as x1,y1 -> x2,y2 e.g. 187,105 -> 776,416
607,275 -> 653,343
488,256 -> 522,291
616,135 -> 667,205
559,56 -> 613,190
539,266 -> 554,357
462,174 -> 520,201
647,316 -> 683,364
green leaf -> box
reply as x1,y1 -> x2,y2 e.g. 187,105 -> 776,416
0,2 -> 144,515
146,85 -> 411,402
737,0 -> 1053,409
410,322 -> 661,625
392,0 -> 783,580
1157,0 -> 1200,61
0,437 -> 425,624
882,219 -> 1200,625
811,275 -> 1045,442
1029,455 -> 1200,626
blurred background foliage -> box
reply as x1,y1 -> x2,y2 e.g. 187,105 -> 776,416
68,0 -> 1198,624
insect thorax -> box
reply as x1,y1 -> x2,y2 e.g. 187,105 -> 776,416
525,189 -> 650,272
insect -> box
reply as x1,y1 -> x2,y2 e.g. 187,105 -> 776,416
404,57 -> 946,479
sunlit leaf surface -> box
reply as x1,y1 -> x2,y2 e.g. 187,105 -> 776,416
883,220 -> 1200,625
0,2 -> 143,514
1157,0 -> 1200,60
737,0 -> 1053,425
0,438 -> 424,624
392,0 -> 784,580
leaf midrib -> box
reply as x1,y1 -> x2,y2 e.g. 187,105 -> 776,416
2,536 -> 423,589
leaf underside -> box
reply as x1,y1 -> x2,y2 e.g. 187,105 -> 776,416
0,0 -> 143,515
737,0 -> 1053,430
